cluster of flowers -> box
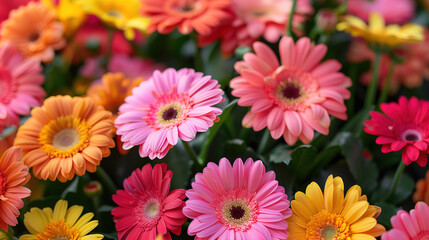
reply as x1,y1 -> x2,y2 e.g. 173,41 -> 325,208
0,0 -> 429,239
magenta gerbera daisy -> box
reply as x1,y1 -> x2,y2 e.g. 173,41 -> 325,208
115,68 -> 224,159
230,36 -> 351,145
381,201 -> 429,240
111,163 -> 187,240
183,157 -> 292,240
0,42 -> 45,133
364,96 -> 429,167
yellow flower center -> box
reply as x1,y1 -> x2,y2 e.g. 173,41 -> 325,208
35,220 -> 80,240
157,103 -> 182,125
222,199 -> 251,226
305,210 -> 351,240
39,116 -> 90,158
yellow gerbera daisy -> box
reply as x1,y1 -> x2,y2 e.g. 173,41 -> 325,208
19,200 -> 103,240
81,0 -> 149,40
41,0 -> 87,38
287,175 -> 385,240
337,12 -> 424,48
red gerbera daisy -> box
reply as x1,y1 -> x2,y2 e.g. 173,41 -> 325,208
111,163 -> 187,240
364,96 -> 429,166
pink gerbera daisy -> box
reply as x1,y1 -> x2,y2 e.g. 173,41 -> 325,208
183,158 -> 292,240
111,163 -> 187,240
115,68 -> 223,159
0,146 -> 31,232
230,36 -> 351,145
381,201 -> 429,240
0,42 -> 45,133
364,97 -> 429,166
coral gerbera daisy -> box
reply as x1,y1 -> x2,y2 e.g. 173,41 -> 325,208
14,95 -> 115,182
0,2 -> 66,63
230,36 -> 351,145
115,68 -> 223,159
19,199 -> 103,240
86,72 -> 144,117
0,42 -> 45,134
0,146 -> 31,232
111,163 -> 187,239
140,0 -> 231,35
287,175 -> 385,240
82,0 -> 149,40
337,12 -> 423,48
364,96 -> 429,166
381,201 -> 429,240
183,158 -> 292,240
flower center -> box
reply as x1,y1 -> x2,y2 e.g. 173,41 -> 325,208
28,32 -> 40,42
38,116 -> 91,158
401,129 -> 422,142
305,210 -> 351,240
269,67 -> 319,111
222,199 -> 251,226
34,220 -> 80,240
157,103 -> 182,124
107,10 -> 121,17
165,0 -> 207,18
143,199 -> 160,220
0,67 -> 15,104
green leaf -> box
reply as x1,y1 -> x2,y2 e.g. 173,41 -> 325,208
268,145 -> 293,164
329,132 -> 378,193
289,145 -> 318,182
376,172 -> 414,204
199,99 -> 237,161
61,176 -> 80,198
341,106 -> 374,136
43,56 -> 70,95
374,202 -> 397,229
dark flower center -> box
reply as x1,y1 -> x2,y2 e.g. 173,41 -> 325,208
402,129 -> 422,142
282,84 -> 301,100
28,32 -> 40,42
230,206 -> 246,220
162,107 -> 178,121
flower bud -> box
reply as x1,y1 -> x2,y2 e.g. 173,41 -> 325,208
83,181 -> 103,198
316,9 -> 338,33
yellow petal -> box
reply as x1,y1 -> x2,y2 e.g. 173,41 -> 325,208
350,217 -> 377,233
306,182 -> 324,211
74,212 -> 95,230
343,201 -> 369,224
53,200 -> 68,221
65,205 -> 84,227
79,220 -> 99,236
351,234 -> 376,240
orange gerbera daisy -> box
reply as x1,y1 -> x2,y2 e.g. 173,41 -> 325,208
14,95 -> 115,183
0,146 -> 31,232
413,170 -> 429,204
141,0 -> 231,35
0,2 -> 66,62
86,72 -> 144,117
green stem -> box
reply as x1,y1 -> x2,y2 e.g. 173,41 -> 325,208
103,28 -> 115,71
95,167 -> 117,195
385,161 -> 406,202
286,0 -> 298,37
182,141 -> 203,166
364,51 -> 382,108
192,32 -> 203,72
377,60 -> 396,105
257,129 -> 272,155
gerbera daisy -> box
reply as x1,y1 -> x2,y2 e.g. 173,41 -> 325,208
111,163 -> 187,239
364,96 -> 429,166
348,0 -> 415,25
14,95 -> 115,182
140,0 -> 231,35
86,72 -> 144,117
183,158 -> 292,240
0,2 -> 66,63
0,131 -> 16,156
198,0 -> 313,57
230,36 -> 351,145
337,12 -> 423,48
82,0 -> 149,40
287,175 -> 385,240
115,68 -> 223,159
0,42 -> 45,134
381,201 -> 429,240
0,146 -> 31,232
19,199 -> 103,240
413,170 -> 429,204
